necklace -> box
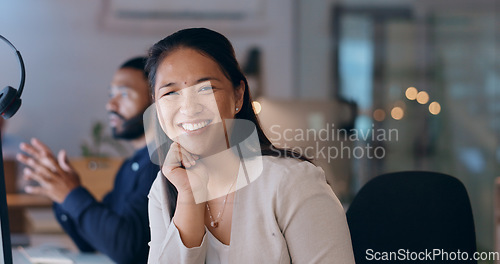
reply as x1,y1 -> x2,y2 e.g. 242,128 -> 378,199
206,176 -> 238,228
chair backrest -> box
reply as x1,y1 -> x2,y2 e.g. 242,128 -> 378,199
346,171 -> 477,263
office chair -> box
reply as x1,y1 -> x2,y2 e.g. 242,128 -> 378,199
346,171 -> 477,263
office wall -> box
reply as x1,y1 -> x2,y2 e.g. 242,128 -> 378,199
297,0 -> 415,99
0,0 -> 294,156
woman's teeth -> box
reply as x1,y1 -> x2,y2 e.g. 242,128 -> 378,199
181,120 -> 210,131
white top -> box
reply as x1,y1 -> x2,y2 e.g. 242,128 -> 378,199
205,228 -> 230,264
147,156 -> 355,263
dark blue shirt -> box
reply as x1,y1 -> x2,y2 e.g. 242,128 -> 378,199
53,146 -> 158,264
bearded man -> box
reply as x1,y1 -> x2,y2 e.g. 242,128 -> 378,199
17,57 -> 159,264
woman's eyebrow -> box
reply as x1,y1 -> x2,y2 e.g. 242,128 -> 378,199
158,82 -> 175,89
158,77 -> 220,89
196,77 -> 220,84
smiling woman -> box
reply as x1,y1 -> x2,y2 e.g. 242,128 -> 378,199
145,28 -> 355,264
154,48 -> 243,157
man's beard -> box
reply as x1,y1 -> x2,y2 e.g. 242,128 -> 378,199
111,111 -> 145,140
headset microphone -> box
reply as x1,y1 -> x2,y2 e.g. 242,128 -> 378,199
0,35 -> 25,119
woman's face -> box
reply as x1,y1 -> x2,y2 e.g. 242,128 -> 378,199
154,48 -> 244,156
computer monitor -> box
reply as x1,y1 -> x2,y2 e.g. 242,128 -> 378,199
0,146 -> 13,264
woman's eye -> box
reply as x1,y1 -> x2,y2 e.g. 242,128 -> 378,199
199,86 -> 214,92
121,91 -> 129,97
162,91 -> 178,97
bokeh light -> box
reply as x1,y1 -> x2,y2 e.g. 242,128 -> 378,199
373,109 -> 386,122
416,91 -> 429,104
252,101 -> 262,114
405,87 -> 418,100
391,107 -> 404,120
429,101 -> 441,115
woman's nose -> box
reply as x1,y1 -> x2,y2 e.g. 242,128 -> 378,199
179,93 -> 202,116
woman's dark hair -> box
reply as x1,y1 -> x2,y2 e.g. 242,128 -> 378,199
146,28 -> 311,218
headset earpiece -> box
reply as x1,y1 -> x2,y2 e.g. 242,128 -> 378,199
0,86 -> 21,119
0,35 -> 25,120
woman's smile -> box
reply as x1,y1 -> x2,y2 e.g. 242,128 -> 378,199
178,119 -> 212,133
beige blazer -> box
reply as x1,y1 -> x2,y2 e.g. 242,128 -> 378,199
147,156 -> 355,263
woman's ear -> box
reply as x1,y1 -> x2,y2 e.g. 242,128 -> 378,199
235,80 -> 245,110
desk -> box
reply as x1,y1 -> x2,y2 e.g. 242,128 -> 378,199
7,194 -> 53,233
6,157 -> 122,232
7,194 -> 52,208
11,234 -> 113,264
12,249 -> 114,264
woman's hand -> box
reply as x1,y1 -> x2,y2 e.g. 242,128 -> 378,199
162,142 -> 208,203
162,142 -> 207,248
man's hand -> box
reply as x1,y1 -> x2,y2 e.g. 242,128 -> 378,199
16,138 -> 81,204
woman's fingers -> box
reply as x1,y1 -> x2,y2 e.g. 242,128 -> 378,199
180,144 -> 199,166
179,147 -> 196,168
166,142 -> 198,168
164,145 -> 181,170
162,142 -> 206,196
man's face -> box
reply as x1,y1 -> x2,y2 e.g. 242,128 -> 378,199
106,68 -> 151,140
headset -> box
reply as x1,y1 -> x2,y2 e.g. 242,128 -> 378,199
0,35 -> 24,119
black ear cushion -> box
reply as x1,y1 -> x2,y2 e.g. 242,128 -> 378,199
0,86 -> 22,119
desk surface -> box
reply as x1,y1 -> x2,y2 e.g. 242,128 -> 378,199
7,194 -> 52,208
11,234 -> 113,264
12,249 -> 114,264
